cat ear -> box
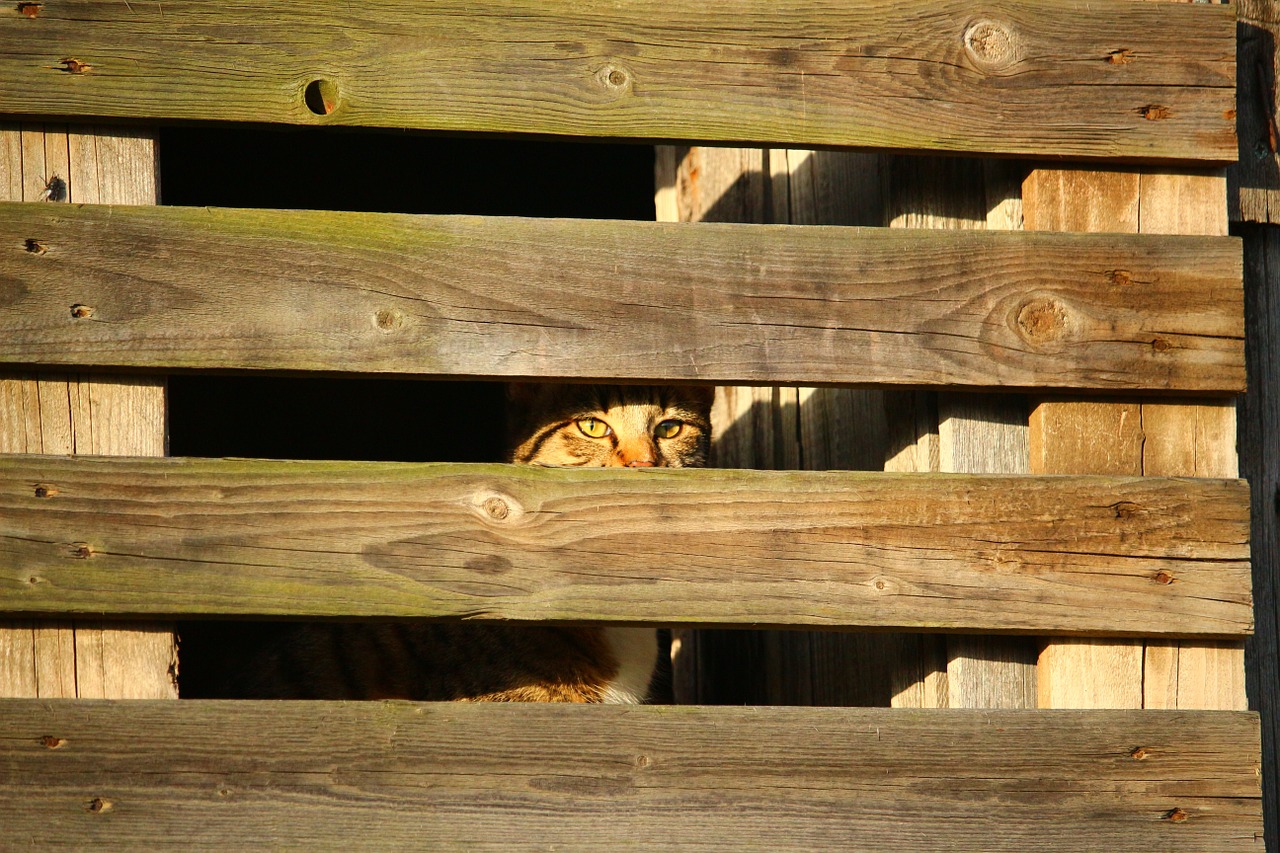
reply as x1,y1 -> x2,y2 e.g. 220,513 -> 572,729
683,384 -> 716,416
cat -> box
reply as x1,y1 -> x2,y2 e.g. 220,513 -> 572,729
188,383 -> 714,702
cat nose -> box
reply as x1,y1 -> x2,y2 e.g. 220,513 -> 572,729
613,441 -> 658,468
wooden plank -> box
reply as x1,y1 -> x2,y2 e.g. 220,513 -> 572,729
0,0 -> 1236,162
1230,0 -> 1280,224
940,392 -> 1038,709
1238,222 -> 1280,853
0,700 -> 1261,850
660,144 -> 902,705
0,455 -> 1252,636
879,153 -> 1040,710
1025,161 -> 1248,716
0,122 -> 173,701
657,144 -> 772,705
0,203 -> 1245,392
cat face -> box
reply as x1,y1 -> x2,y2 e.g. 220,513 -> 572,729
508,384 -> 714,468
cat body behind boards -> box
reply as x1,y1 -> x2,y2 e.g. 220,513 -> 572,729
207,384 -> 713,702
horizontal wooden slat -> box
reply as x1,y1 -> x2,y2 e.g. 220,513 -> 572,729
0,455 -> 1252,636
0,203 -> 1245,391
0,700 -> 1262,850
0,0 -> 1236,161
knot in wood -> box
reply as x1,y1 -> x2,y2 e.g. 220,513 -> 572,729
1162,807 -> 1189,823
33,483 -> 57,498
24,238 -> 47,255
597,64 -> 633,94
1014,297 -> 1068,345
1152,570 -> 1176,585
1138,104 -> 1172,121
473,491 -> 522,524
70,304 -> 94,319
40,735 -> 66,749
483,496 -> 510,520
868,575 -> 896,594
963,20 -> 1021,72
1129,746 -> 1149,760
67,542 -> 94,559
374,308 -> 404,332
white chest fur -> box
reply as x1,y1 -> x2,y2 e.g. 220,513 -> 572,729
600,628 -> 658,704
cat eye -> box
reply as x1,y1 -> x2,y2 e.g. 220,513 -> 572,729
576,417 -> 612,438
655,420 -> 683,439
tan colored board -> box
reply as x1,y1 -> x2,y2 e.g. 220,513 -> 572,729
0,122 -> 172,701
0,455 -> 1252,636
0,0 -> 1236,161
879,155 -> 1038,709
1026,166 -> 1246,713
0,700 -> 1261,851
0,202 -> 1245,391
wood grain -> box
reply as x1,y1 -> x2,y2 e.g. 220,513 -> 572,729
0,0 -> 1236,162
0,122 -> 174,701
0,700 -> 1261,851
0,202 -> 1245,392
1025,162 -> 1247,716
0,454 -> 1251,636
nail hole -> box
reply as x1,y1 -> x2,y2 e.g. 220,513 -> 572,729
304,79 -> 338,116
85,797 -> 113,814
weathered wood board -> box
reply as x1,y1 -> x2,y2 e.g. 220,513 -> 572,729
0,203 -> 1245,392
0,0 -> 1236,161
0,455 -> 1252,636
0,701 -> 1261,851
0,122 -> 176,702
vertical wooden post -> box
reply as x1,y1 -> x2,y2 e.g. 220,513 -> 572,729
656,145 -> 896,705
882,156 -> 1037,710
1024,167 -> 1244,714
0,123 -> 176,700
1230,4 -> 1280,842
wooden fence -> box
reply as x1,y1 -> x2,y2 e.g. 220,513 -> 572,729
0,0 -> 1265,849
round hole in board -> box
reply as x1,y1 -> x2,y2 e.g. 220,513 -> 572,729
303,79 -> 338,116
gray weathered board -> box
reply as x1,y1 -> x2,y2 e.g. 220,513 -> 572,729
0,0 -> 1236,161
0,700 -> 1262,850
0,203 -> 1245,391
0,455 -> 1252,636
